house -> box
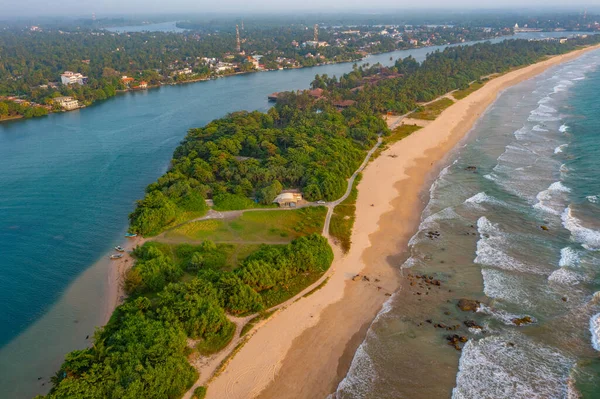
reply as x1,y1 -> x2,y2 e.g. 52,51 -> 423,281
60,71 -> 88,85
121,76 -> 135,86
333,100 -> 356,110
139,81 -> 148,89
273,190 -> 303,208
53,96 -> 79,110
308,88 -> 324,99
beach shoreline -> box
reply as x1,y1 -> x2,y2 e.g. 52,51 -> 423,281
200,44 -> 600,399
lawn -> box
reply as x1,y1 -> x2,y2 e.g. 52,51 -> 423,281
409,97 -> 454,120
164,206 -> 327,244
453,81 -> 486,100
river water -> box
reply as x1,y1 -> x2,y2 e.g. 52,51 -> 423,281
0,32 -> 591,398
334,48 -> 600,399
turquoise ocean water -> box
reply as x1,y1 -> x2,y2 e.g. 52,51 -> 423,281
335,49 -> 600,398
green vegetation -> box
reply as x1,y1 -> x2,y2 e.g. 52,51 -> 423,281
129,103 -> 385,235
313,36 -> 600,116
165,207 -> 326,243
409,97 -> 454,120
129,182 -> 209,236
192,386 -> 208,399
240,310 -> 277,337
453,80 -> 486,100
44,235 -> 332,398
330,174 -> 361,253
388,123 -> 422,142
0,100 -> 48,120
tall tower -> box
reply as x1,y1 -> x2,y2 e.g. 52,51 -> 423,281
92,12 -> 96,21
236,25 -> 241,53
241,20 -> 244,30
313,24 -> 318,42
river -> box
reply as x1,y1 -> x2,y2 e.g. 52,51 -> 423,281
0,32 -> 589,398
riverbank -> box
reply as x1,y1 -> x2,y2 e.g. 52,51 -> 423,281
200,43 -> 600,399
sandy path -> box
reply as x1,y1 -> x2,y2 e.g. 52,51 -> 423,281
202,44 -> 600,399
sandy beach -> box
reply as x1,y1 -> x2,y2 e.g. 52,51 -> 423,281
201,44 -> 600,399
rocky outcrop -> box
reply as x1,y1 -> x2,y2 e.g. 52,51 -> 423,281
457,298 -> 480,312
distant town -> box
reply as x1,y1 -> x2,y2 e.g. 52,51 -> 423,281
0,12 -> 599,121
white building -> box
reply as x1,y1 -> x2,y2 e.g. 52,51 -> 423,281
60,71 -> 88,85
53,96 -> 79,110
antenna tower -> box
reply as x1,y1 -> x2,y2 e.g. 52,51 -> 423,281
236,25 -> 241,52
314,24 -> 318,42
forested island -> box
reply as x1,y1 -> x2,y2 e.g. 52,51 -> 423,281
34,33 -> 600,399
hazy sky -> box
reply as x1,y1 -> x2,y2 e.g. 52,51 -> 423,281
1,0 -> 595,17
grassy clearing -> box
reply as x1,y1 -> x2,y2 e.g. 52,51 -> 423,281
409,97 -> 454,120
164,207 -> 327,243
453,81 -> 486,100
329,174 -> 361,253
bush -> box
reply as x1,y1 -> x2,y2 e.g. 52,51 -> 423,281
213,193 -> 257,211
193,386 -> 208,399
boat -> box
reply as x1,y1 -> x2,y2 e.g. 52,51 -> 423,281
110,254 -> 124,260
115,246 -> 125,252
124,233 -> 137,238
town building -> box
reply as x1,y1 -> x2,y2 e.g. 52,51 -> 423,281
138,81 -> 148,89
53,96 -> 79,110
60,71 -> 88,85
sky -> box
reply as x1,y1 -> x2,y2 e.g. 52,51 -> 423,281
1,0 -> 597,17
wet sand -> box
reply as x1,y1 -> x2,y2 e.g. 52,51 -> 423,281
203,44 -> 600,399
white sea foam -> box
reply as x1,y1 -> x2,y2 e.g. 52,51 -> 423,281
590,313 -> 600,351
532,124 -> 549,132
335,341 -> 377,398
452,333 -> 575,399
559,124 -> 569,133
554,144 -> 568,154
464,192 -> 506,210
478,304 -> 537,326
587,195 -> 599,204
572,77 -> 586,81
561,206 -> 600,251
548,268 -> 583,285
559,247 -> 581,267
533,182 -> 571,216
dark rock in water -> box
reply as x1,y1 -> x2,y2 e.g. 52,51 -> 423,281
37,377 -> 42,380
464,320 -> 483,329
457,298 -> 480,312
459,336 -> 468,343
512,316 -> 534,326
385,293 -> 392,296
444,311 -> 451,315
507,342 -> 515,347
465,166 -> 477,171
540,225 -> 549,231
561,296 -> 568,302
426,319 -> 433,324
425,231 -> 441,239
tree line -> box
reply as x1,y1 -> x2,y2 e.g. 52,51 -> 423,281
39,234 -> 332,399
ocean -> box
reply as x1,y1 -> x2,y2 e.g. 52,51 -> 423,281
334,49 -> 600,398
